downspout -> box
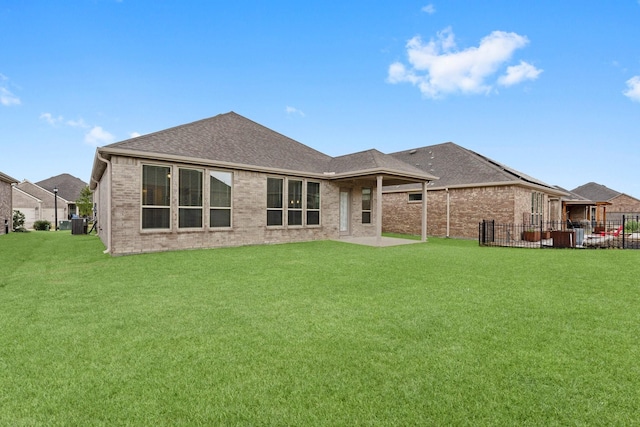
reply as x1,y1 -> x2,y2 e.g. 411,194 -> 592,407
446,187 -> 450,238
95,152 -> 112,254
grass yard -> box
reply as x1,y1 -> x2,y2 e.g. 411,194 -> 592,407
1,232 -> 639,425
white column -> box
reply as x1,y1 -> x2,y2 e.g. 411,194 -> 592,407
421,181 -> 428,242
376,175 -> 383,245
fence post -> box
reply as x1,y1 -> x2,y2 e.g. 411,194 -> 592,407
623,215 -> 626,249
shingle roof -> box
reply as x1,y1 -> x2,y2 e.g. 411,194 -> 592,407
104,112 -> 332,174
571,182 -> 621,202
35,174 -> 88,202
387,142 -> 562,193
93,112 -> 436,185
329,149 -> 435,178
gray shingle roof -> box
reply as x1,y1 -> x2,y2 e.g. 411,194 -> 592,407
105,112 -> 332,174
35,174 -> 88,203
387,142 -> 560,192
571,182 -> 621,202
94,112 -> 436,185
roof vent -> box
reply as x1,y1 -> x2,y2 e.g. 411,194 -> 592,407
409,149 -> 417,154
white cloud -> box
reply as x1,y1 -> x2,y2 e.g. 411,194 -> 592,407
285,106 -> 305,117
498,61 -> 543,86
421,4 -> 436,14
40,112 -> 64,125
66,118 -> 89,128
85,126 -> 115,146
624,76 -> 640,102
0,74 -> 21,106
388,27 -> 539,98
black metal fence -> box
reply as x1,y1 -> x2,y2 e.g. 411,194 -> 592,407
479,215 -> 640,249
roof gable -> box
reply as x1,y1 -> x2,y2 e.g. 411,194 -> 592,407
0,171 -> 18,184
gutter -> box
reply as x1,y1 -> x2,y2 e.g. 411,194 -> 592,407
95,152 -> 112,255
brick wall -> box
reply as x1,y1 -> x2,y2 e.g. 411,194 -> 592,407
382,185 -> 557,239
609,194 -> 640,213
0,180 -> 11,234
102,156 -> 375,255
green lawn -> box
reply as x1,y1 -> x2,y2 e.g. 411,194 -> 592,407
1,232 -> 639,425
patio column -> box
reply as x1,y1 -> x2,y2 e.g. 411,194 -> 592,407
421,181 -> 428,242
376,175 -> 383,245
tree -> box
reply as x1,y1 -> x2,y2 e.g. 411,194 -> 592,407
12,210 -> 26,232
76,186 -> 93,218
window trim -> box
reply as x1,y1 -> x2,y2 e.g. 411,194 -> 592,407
141,163 -> 172,231
178,167 -> 204,230
209,170 -> 233,229
408,193 -> 423,203
362,187 -> 372,224
267,176 -> 321,228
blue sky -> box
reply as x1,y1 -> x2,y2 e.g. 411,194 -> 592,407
2,1 -> 640,197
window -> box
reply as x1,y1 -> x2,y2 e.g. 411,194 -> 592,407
179,168 -> 203,228
362,187 -> 371,224
408,193 -> 422,202
307,182 -> 320,225
142,165 -> 171,229
267,177 -> 283,226
531,192 -> 543,226
210,171 -> 232,228
288,179 -> 303,226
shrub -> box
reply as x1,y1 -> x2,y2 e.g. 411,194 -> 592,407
33,220 -> 51,231
12,210 -> 27,232
624,220 -> 640,233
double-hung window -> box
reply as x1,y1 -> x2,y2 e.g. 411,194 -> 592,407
307,182 -> 320,225
267,177 -> 284,226
178,168 -> 203,228
210,171 -> 232,228
362,187 -> 371,224
142,165 -> 171,229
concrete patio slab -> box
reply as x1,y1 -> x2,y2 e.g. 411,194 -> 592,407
334,236 -> 424,247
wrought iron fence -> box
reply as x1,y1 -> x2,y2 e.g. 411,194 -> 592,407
479,215 -> 640,249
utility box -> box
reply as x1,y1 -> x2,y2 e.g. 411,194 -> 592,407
552,230 -> 576,248
71,218 -> 87,235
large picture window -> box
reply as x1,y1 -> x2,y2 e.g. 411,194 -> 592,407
267,177 -> 283,226
531,191 -> 543,226
210,171 -> 232,228
179,168 -> 203,228
142,165 -> 171,229
307,181 -> 320,225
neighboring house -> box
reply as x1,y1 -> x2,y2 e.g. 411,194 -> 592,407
1,171 -> 19,235
383,142 -> 568,239
35,173 -> 89,218
90,112 -> 436,255
571,182 -> 640,223
14,180 -> 69,229
13,174 -> 88,229
554,186 -> 604,227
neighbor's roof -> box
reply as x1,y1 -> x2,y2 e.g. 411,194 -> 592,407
571,182 -> 624,202
0,171 -> 18,184
91,112 -> 436,188
385,142 -> 567,196
36,173 -> 88,202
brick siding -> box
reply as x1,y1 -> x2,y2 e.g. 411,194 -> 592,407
100,156 -> 378,255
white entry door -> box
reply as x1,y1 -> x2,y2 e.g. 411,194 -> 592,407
339,190 -> 350,235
